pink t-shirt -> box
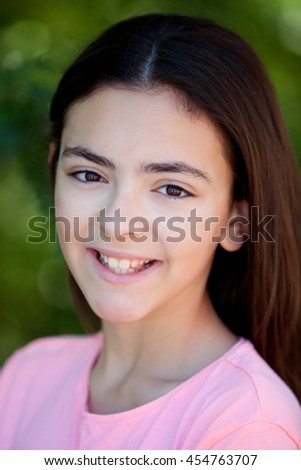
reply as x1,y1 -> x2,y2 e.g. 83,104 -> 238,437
0,332 -> 300,449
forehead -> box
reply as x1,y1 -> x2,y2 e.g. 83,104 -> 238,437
61,86 -> 230,178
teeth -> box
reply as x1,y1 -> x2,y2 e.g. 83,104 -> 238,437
99,252 -> 154,275
108,257 -> 118,268
119,259 -> 130,269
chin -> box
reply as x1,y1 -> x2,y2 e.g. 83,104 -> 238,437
87,296 -> 150,324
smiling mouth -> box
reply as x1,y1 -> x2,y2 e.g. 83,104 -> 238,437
95,251 -> 157,275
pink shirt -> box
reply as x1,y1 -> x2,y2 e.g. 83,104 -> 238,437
0,332 -> 300,449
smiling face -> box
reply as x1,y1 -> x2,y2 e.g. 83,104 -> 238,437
54,86 -> 243,324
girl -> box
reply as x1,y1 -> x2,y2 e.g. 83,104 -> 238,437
0,13 -> 301,450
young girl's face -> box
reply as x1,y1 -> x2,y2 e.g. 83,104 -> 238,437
54,87 -> 242,324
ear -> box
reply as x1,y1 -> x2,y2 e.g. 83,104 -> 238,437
219,199 -> 249,252
48,141 -> 60,190
48,141 -> 58,165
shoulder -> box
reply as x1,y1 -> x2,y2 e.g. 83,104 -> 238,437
192,338 -> 301,449
222,338 -> 301,419
0,332 -> 102,386
0,333 -> 102,449
7,332 -> 101,357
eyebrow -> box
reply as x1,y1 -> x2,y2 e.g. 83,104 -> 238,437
62,146 -> 115,170
141,162 -> 210,181
61,145 -> 211,182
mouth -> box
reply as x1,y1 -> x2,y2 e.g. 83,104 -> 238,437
94,250 -> 158,275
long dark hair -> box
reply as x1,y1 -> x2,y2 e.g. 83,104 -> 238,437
49,13 -> 301,401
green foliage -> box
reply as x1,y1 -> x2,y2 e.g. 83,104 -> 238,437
1,0 -> 300,364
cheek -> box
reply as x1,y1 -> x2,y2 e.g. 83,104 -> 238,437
163,219 -> 218,271
160,200 -> 230,245
164,239 -> 217,293
159,198 -> 231,274
194,195 -> 232,239
54,184 -> 99,243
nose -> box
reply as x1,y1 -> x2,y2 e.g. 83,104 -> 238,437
97,187 -> 150,243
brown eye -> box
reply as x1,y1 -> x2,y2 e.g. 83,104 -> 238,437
156,184 -> 192,200
70,170 -> 106,183
85,171 -> 100,182
166,185 -> 183,197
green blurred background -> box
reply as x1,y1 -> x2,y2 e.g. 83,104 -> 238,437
1,0 -> 301,365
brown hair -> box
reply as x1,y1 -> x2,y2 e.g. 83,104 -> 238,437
49,13 -> 301,401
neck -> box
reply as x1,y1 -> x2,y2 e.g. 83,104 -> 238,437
93,290 -> 236,384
